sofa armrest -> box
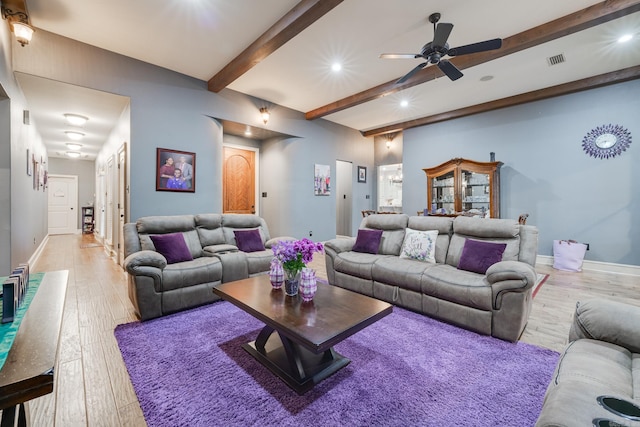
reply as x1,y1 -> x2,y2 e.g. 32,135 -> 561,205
264,236 -> 296,249
124,250 -> 167,273
486,261 -> 537,310
324,238 -> 356,254
569,299 -> 640,353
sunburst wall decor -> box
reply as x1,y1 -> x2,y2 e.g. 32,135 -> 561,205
582,124 -> 632,159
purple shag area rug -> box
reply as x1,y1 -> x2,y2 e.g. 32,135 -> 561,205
114,301 -> 559,427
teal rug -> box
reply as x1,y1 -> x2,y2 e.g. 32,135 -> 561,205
0,272 -> 46,370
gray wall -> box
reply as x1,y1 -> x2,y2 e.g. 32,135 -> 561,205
1,26 -> 49,275
12,30 -> 374,244
48,157 -> 96,228
402,79 -> 640,266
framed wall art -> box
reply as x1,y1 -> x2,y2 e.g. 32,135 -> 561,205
357,166 -> 367,183
156,148 -> 196,192
314,164 -> 330,196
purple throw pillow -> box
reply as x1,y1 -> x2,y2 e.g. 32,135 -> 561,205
234,229 -> 265,252
149,232 -> 193,264
457,239 -> 507,274
352,229 -> 383,254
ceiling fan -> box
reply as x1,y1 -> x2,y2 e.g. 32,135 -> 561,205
380,13 -> 502,84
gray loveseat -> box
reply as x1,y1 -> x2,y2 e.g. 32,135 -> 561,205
536,299 -> 640,426
123,213 -> 286,320
324,214 -> 539,342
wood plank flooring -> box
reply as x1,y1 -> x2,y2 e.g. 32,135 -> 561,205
9,233 -> 639,426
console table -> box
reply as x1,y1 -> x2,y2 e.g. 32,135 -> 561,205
0,270 -> 68,426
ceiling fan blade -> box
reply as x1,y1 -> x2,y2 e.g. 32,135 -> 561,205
437,60 -> 463,81
432,22 -> 453,48
396,62 -> 428,84
380,53 -> 421,59
448,38 -> 502,56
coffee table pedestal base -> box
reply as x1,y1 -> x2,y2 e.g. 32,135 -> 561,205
243,326 -> 350,395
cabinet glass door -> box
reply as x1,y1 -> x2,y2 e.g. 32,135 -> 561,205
431,171 -> 455,213
461,170 -> 490,214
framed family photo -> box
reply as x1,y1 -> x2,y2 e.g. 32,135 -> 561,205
156,148 -> 196,192
357,166 -> 367,183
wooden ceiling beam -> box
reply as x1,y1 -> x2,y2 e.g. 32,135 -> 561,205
361,65 -> 640,137
305,0 -> 640,121
208,0 -> 343,93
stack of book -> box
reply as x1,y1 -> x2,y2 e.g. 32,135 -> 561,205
1,263 -> 30,323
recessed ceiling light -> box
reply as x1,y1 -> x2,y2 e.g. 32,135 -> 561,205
618,34 -> 633,43
64,114 -> 89,126
66,151 -> 81,158
65,131 -> 84,140
400,100 -> 409,108
331,63 -> 342,72
66,143 -> 83,150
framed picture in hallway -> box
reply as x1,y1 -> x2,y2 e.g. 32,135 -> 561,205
156,148 -> 196,192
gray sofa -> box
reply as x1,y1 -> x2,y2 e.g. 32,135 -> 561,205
324,214 -> 539,342
123,213 -> 286,320
536,299 -> 640,426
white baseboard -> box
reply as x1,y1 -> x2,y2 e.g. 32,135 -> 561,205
28,235 -> 50,268
536,255 -> 640,276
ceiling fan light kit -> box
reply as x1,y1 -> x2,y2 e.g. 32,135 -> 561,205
380,12 -> 502,84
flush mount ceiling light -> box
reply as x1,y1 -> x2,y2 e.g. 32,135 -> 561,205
1,0 -> 35,47
64,113 -> 89,126
66,143 -> 83,151
260,107 -> 270,125
65,131 -> 84,140
66,151 -> 81,158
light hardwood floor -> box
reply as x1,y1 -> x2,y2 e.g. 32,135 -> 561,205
15,233 -> 640,426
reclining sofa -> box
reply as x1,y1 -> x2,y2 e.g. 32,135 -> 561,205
536,299 -> 640,426
123,213 -> 286,320
324,214 -> 539,342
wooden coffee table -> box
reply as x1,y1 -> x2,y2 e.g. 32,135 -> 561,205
213,275 -> 392,394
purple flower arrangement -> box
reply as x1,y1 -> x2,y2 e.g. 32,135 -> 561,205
272,238 -> 324,275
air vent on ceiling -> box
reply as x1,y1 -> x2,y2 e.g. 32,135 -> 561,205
546,53 -> 566,66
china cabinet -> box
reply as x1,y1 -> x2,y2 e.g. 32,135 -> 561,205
423,158 -> 502,218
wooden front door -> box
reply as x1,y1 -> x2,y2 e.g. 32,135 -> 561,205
223,146 -> 256,214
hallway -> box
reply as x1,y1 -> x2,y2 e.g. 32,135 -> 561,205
30,234 -> 144,426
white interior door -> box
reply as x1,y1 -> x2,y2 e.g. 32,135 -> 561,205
106,156 -> 114,248
48,175 -> 78,235
336,160 -> 353,237
117,144 -> 127,265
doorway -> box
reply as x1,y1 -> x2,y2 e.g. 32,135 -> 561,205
48,175 -> 79,235
223,145 -> 258,214
336,160 -> 353,237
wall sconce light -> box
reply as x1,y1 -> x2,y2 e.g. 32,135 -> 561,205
260,107 -> 270,125
64,113 -> 89,127
1,0 -> 35,47
385,135 -> 393,149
